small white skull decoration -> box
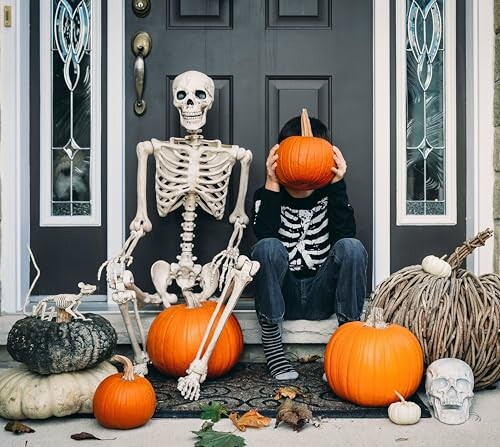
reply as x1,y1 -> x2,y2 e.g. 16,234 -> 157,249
425,358 -> 474,425
172,70 -> 215,132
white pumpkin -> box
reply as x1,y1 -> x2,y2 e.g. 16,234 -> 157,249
421,255 -> 452,278
0,361 -> 117,420
388,391 -> 421,425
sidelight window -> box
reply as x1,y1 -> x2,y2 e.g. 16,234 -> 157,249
397,0 -> 456,225
40,0 -> 101,226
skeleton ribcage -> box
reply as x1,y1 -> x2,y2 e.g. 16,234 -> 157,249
154,144 -> 236,219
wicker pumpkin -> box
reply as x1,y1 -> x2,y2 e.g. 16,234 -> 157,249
147,300 -> 243,378
7,313 -> 117,374
275,108 -> 335,190
371,229 -> 500,390
324,308 -> 424,407
93,355 -> 156,429
0,361 -> 117,420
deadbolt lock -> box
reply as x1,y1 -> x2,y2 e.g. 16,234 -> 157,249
132,0 -> 150,18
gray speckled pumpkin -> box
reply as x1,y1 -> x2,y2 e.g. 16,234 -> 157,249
7,313 -> 117,374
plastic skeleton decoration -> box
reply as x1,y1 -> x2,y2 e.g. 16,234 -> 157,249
100,70 -> 259,399
425,358 -> 475,425
24,247 -> 95,322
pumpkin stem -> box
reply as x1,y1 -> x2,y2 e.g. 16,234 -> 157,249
56,308 -> 72,323
300,108 -> 313,137
364,307 -> 388,329
444,228 -> 493,270
394,390 -> 406,403
112,355 -> 135,381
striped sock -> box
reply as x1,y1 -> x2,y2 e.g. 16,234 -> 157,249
260,321 -> 299,380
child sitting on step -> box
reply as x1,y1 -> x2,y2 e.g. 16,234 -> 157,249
251,115 -> 368,380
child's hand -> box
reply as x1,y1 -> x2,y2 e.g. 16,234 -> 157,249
265,144 -> 280,192
331,145 -> 347,184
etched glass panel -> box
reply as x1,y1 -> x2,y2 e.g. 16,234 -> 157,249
406,0 -> 445,215
51,0 -> 92,216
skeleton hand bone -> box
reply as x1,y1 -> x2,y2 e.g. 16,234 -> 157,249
177,359 -> 208,401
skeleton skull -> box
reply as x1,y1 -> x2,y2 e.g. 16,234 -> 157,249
172,70 -> 215,132
425,358 -> 474,425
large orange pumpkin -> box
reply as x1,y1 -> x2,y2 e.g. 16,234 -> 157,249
93,355 -> 156,429
147,300 -> 243,379
324,308 -> 424,407
275,108 -> 335,190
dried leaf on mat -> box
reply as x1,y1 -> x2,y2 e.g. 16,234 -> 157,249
229,409 -> 272,431
192,423 -> 246,447
200,401 -> 230,422
70,432 -> 116,441
273,385 -> 305,400
4,421 -> 35,434
297,355 -> 321,364
275,398 -> 313,432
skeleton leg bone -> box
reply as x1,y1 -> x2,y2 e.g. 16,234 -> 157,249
177,256 -> 259,400
118,301 -> 149,375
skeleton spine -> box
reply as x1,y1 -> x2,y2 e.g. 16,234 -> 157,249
178,193 -> 198,268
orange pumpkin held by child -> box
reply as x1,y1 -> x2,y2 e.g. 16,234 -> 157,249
93,355 -> 156,429
324,308 -> 424,407
147,300 -> 243,379
275,108 -> 336,190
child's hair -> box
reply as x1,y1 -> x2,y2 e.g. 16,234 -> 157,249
278,115 -> 331,143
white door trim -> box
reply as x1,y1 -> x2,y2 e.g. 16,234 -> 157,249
106,0 -> 126,305
372,0 -> 391,285
0,0 -> 30,313
466,0 -> 495,274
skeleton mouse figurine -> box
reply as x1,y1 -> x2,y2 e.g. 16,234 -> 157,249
100,71 -> 259,398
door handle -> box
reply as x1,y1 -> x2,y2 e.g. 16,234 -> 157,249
131,31 -> 152,116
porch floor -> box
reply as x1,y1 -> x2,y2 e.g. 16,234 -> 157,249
0,364 -> 497,447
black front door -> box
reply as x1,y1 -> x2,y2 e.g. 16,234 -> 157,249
124,0 -> 373,294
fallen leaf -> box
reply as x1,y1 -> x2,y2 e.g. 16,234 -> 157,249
192,423 -> 246,447
200,401 -> 230,423
4,421 -> 35,434
70,432 -> 117,441
275,398 -> 313,432
273,385 -> 305,400
229,409 -> 272,432
297,355 -> 321,364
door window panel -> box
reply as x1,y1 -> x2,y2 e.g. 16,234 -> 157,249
40,0 -> 100,225
397,0 -> 456,225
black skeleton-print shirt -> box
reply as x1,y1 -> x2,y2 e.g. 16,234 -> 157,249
252,180 -> 356,277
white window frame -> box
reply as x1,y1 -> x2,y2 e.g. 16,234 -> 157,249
39,0 -> 102,227
396,0 -> 457,226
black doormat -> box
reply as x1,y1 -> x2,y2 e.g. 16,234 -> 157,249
149,362 -> 431,419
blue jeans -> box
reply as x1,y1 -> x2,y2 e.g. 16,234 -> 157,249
251,238 -> 368,325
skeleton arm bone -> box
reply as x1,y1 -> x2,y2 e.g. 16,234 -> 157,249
210,149 -> 253,287
229,148 -> 252,225
130,141 -> 154,232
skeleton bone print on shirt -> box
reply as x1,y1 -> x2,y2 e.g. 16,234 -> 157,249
255,196 -> 330,272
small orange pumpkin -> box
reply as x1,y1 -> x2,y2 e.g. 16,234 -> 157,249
147,300 -> 243,379
275,108 -> 335,190
93,355 -> 156,429
324,308 -> 424,407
